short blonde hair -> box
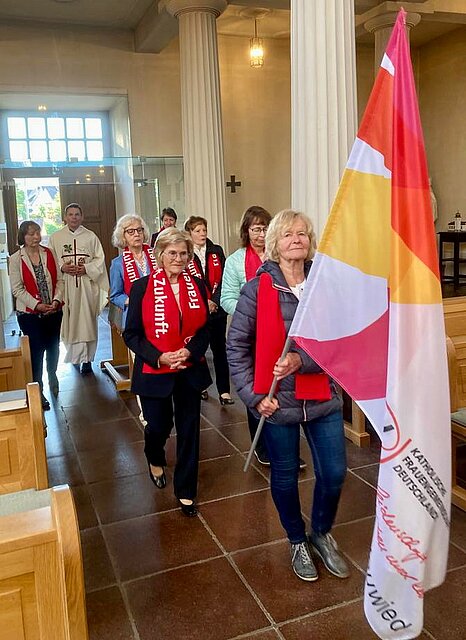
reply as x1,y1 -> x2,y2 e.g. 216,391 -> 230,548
112,214 -> 149,249
265,209 -> 315,262
152,227 -> 194,266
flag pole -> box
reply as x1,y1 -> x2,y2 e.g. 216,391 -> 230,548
243,336 -> 293,472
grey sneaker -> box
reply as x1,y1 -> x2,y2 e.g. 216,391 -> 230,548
290,542 -> 318,581
309,532 -> 350,579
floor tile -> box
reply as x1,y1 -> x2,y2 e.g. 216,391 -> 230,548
201,489 -> 286,551
197,454 -> 269,502
233,540 -> 364,623
164,428 -> 237,463
280,601 -> 432,639
345,440 -> 381,469
70,416 -> 143,452
450,505 -> 466,551
104,510 -> 221,581
47,452 -> 85,486
63,398 -> 132,425
45,422 -> 76,457
241,631 -> 280,639
125,557 -> 269,640
352,464 -> 379,489
78,441 -> 147,483
86,587 -> 134,640
81,527 -> 117,592
88,471 -> 178,524
72,484 -> 98,530
218,421 -> 252,452
201,399 -> 249,426
424,567 -> 466,639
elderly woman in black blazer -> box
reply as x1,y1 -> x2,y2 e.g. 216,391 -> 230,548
123,227 -> 211,517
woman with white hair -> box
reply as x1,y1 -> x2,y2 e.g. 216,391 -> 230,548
227,209 -> 348,582
109,214 -> 157,327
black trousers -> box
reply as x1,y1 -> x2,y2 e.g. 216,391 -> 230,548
209,314 -> 230,395
17,311 -> 62,391
140,373 -> 201,501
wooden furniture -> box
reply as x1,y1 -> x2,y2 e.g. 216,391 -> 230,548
0,335 -> 33,392
443,296 -> 466,407
0,485 -> 89,640
447,335 -> 466,511
344,401 -> 371,448
100,321 -> 133,392
438,231 -> 466,290
0,382 -> 48,495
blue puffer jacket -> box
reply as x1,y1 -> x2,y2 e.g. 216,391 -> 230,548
227,260 -> 342,424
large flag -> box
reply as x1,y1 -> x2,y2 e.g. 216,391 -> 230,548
289,10 -> 451,640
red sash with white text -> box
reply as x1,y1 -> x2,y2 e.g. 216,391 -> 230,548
20,247 -> 58,313
254,273 -> 331,400
141,268 -> 208,374
122,244 -> 157,295
187,252 -> 223,297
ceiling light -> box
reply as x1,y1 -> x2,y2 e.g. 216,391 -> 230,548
250,20 -> 264,68
38,104 -> 47,111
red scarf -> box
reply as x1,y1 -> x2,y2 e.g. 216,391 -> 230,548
122,244 -> 157,295
254,272 -> 331,401
245,244 -> 263,282
187,250 -> 223,297
20,247 -> 58,313
141,268 -> 208,374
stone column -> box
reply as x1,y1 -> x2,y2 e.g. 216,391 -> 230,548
291,0 -> 358,240
166,0 -> 228,249
364,11 -> 421,72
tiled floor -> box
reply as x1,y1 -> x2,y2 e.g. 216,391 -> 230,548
29,319 -> 466,640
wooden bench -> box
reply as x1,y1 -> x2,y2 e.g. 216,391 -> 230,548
0,485 -> 88,640
447,335 -> 466,511
100,304 -> 132,391
443,296 -> 466,407
0,382 -> 48,495
0,335 -> 33,392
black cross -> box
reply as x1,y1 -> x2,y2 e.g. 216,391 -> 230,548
226,174 -> 242,193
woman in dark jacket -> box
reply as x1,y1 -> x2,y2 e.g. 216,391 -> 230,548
227,209 -> 349,582
124,228 -> 211,517
185,215 -> 233,405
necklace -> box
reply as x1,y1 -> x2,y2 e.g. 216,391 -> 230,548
133,251 -> 148,276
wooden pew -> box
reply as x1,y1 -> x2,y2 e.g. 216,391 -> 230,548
0,335 -> 33,392
0,382 -> 48,495
0,485 -> 89,640
443,296 -> 466,407
447,335 -> 466,511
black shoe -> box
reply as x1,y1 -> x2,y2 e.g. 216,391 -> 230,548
41,394 -> 50,411
299,457 -> 307,471
254,449 -> 270,466
201,390 -> 208,401
49,374 -> 59,396
177,498 -> 198,517
148,465 -> 166,489
219,394 -> 235,406
80,362 -> 92,374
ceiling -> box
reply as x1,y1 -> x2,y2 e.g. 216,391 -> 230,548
0,0 -> 464,50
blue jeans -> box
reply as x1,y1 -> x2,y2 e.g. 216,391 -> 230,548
263,410 -> 346,544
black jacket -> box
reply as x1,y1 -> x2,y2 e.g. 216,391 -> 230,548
123,274 -> 212,397
227,260 -> 342,424
192,238 -> 227,318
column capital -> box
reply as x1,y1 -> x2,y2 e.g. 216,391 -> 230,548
364,11 -> 421,34
166,0 -> 227,19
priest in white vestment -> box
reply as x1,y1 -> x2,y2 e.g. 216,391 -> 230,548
49,203 -> 109,373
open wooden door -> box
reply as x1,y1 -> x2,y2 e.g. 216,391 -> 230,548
2,181 -> 19,256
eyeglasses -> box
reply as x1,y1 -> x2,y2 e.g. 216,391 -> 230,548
164,250 -> 189,261
249,226 -> 267,236
124,227 -> 144,235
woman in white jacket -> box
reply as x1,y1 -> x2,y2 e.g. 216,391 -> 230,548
9,221 -> 64,409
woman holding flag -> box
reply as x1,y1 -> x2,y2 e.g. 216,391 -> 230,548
184,215 -> 233,405
227,209 -> 349,581
124,228 -> 211,517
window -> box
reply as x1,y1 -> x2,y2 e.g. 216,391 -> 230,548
3,111 -> 109,163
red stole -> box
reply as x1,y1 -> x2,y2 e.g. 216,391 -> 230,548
245,245 -> 263,282
122,245 -> 157,295
141,268 -> 208,374
254,273 -> 331,401
187,250 -> 223,297
20,247 -> 58,313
